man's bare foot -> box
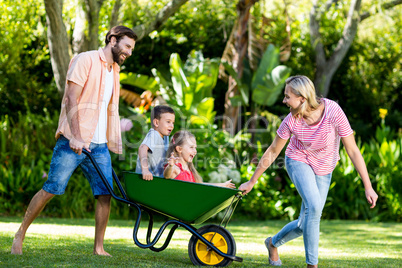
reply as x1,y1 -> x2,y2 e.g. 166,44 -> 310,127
94,249 -> 112,256
11,237 -> 23,255
307,265 -> 318,268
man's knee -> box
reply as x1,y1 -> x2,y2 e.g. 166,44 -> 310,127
97,195 -> 111,204
36,189 -> 56,201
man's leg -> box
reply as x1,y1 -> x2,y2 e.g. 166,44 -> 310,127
11,189 -> 55,254
79,143 -> 113,256
12,135 -> 84,255
93,195 -> 111,256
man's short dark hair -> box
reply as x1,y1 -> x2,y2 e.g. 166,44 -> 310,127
105,25 -> 137,45
151,105 -> 175,121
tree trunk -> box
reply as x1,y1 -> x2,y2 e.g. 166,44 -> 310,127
222,0 -> 258,135
85,0 -> 105,50
72,0 -> 88,55
133,0 -> 189,40
44,0 -> 70,96
44,0 -> 194,94
310,0 -> 361,97
110,0 -> 122,27
311,0 -> 402,97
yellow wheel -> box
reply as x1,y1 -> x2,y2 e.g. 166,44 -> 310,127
188,225 -> 236,267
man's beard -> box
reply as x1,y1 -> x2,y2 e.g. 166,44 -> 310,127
111,44 -> 128,65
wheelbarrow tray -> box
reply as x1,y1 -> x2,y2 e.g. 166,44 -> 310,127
123,171 -> 240,225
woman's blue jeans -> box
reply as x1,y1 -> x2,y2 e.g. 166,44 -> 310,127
271,156 -> 332,265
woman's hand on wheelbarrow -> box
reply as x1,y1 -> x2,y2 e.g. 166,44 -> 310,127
239,180 -> 255,195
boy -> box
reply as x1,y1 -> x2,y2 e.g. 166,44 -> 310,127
136,105 -> 175,180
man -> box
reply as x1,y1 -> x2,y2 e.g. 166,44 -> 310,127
11,26 -> 137,256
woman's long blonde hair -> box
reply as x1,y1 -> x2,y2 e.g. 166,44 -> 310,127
285,75 -> 321,118
166,130 -> 203,183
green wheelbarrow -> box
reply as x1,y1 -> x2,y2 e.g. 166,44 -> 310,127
82,150 -> 243,266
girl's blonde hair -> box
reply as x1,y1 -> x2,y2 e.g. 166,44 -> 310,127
166,130 -> 203,183
285,75 -> 321,118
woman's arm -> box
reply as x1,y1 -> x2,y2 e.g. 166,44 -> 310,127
341,134 -> 378,208
205,180 -> 236,189
239,135 -> 288,194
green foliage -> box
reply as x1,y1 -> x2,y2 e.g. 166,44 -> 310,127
122,50 -> 220,125
223,44 -> 291,108
0,0 -> 59,118
236,164 -> 298,220
367,130 -> 402,221
325,145 -> 375,220
1,107 -> 401,222
251,45 -> 291,106
122,0 -> 236,75
326,125 -> 402,222
1,0 -> 401,223
0,111 -> 96,218
0,111 -> 55,215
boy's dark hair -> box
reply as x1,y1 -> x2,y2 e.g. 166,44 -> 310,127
105,25 -> 137,45
151,105 -> 175,121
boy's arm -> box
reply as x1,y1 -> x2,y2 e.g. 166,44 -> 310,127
138,144 -> 153,181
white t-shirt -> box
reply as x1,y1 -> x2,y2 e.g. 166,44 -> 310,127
92,66 -> 114,144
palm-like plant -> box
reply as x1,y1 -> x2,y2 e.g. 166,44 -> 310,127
219,0 -> 291,134
120,50 -> 220,125
223,43 -> 291,115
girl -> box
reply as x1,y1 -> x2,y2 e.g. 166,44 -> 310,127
163,130 -> 235,188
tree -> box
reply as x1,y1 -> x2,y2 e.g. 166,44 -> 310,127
310,0 -> 402,97
43,0 -> 70,96
221,0 -> 259,134
44,0 -> 190,95
220,0 -> 291,134
219,0 -> 402,135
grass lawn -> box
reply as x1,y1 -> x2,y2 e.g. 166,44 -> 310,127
0,216 -> 401,267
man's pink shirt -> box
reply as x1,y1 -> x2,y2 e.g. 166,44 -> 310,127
55,48 -> 122,154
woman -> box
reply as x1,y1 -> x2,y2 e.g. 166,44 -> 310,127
239,75 -> 378,267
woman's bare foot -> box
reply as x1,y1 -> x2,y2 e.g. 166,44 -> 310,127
307,265 -> 318,268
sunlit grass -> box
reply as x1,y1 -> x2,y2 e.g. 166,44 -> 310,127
0,217 -> 401,267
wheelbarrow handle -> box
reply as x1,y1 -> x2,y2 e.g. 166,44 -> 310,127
81,149 -> 128,201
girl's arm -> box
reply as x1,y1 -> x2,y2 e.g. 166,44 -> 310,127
239,135 -> 288,194
341,134 -> 378,208
163,153 -> 180,179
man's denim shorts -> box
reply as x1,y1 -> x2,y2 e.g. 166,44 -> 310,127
42,135 -> 113,197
